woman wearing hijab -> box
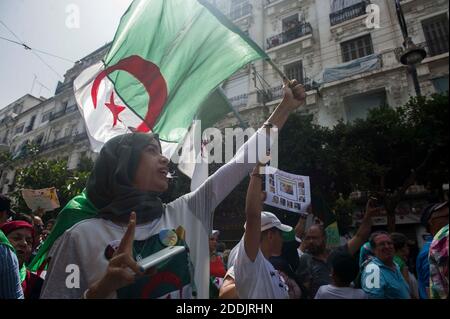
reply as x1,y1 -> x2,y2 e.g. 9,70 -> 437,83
0,221 -> 44,299
39,81 -> 306,299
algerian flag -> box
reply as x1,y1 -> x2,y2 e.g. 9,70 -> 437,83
74,0 -> 268,158
177,88 -> 236,191
30,0 -> 268,272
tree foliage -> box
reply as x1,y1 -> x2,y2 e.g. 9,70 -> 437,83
10,156 -> 94,217
278,93 -> 449,232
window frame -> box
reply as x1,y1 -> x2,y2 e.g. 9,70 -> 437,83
422,14 -> 449,57
341,34 -> 374,62
284,61 -> 304,85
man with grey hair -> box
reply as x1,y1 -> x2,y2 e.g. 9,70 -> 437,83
296,199 -> 378,298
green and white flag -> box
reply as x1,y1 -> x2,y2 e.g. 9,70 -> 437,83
31,0 -> 269,274
74,0 -> 268,158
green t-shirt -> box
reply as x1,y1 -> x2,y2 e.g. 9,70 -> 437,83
394,255 -> 406,271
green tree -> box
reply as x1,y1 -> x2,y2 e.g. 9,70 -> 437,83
278,93 -> 449,232
10,156 -> 94,216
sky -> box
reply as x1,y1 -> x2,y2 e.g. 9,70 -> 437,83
0,0 -> 133,109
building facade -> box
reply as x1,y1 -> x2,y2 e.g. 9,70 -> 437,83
0,44 -> 110,194
0,0 -> 447,239
211,0 -> 448,243
212,0 -> 448,129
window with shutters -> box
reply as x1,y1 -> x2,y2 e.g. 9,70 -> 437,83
341,34 -> 373,62
422,14 -> 449,57
284,61 -> 304,84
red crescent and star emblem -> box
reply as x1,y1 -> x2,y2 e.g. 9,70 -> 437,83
90,55 -> 168,132
104,92 -> 126,127
140,271 -> 184,299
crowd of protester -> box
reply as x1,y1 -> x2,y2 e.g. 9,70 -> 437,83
0,81 -> 448,300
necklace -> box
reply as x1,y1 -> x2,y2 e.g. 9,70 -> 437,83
118,222 -> 150,262
133,239 -> 150,262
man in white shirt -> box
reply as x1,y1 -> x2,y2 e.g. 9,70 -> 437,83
234,165 -> 293,299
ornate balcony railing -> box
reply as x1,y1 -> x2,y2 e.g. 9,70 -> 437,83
40,133 -> 87,151
65,104 -> 78,114
257,85 -> 283,104
330,1 -> 369,26
72,132 -> 88,143
257,79 -> 319,104
266,22 -> 312,50
49,110 -> 66,122
229,94 -> 248,108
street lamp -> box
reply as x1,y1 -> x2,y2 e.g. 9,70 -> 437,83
400,38 -> 427,65
395,0 -> 427,96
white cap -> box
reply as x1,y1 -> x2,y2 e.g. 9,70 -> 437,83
245,211 -> 293,232
211,230 -> 220,237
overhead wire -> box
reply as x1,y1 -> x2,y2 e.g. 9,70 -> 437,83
0,20 -> 68,80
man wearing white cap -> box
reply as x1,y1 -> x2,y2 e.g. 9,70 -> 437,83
234,165 -> 292,299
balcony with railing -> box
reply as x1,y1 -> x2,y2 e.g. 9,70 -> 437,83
330,1 -> 369,26
73,132 -> 88,143
257,85 -> 283,104
40,132 -> 88,152
65,104 -> 78,114
266,22 -> 312,50
49,110 -> 66,122
264,0 -> 283,7
228,2 -> 252,21
48,104 -> 79,122
257,79 -> 319,104
229,94 -> 248,108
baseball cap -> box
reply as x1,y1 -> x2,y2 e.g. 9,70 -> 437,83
421,201 -> 449,227
0,220 -> 35,238
211,230 -> 220,238
245,211 -> 292,232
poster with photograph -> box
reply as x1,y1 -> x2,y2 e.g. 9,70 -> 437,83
264,167 -> 311,214
21,187 -> 60,212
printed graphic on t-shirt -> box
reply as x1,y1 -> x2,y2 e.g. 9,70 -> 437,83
109,230 -> 193,299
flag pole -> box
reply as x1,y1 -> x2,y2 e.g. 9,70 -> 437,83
229,104 -> 249,129
267,59 -> 288,82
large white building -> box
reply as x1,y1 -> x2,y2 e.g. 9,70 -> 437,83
1,0 -> 448,197
0,44 -> 110,194
213,0 -> 448,128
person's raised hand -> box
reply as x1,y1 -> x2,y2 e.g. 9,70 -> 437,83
365,197 -> 381,219
86,212 -> 144,298
282,78 -> 306,111
261,191 -> 267,203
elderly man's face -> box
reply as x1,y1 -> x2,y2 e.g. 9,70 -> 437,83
373,234 -> 395,264
133,141 -> 170,193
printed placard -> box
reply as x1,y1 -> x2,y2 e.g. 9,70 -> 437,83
21,187 -> 60,212
264,167 -> 311,214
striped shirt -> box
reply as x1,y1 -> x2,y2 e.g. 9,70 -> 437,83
429,224 -> 449,299
0,245 -> 24,299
